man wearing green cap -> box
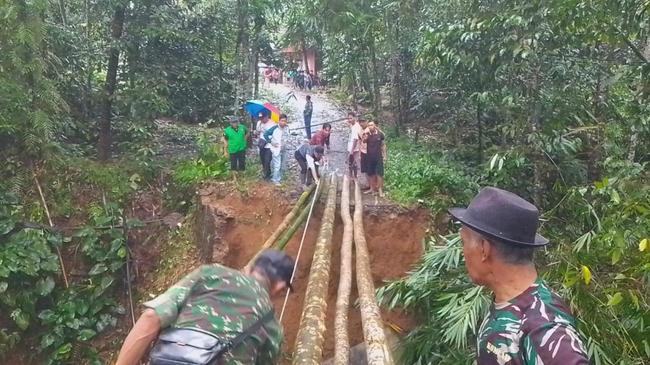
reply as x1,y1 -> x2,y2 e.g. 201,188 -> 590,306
115,249 -> 295,365
450,187 -> 589,365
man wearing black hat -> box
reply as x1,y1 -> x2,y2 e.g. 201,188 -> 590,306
450,187 -> 589,365
115,249 -> 295,365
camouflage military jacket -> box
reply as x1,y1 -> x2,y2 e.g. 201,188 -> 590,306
144,264 -> 282,365
477,279 -> 589,365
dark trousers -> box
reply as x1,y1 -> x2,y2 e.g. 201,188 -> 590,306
229,150 -> 246,171
304,114 -> 312,138
259,147 -> 272,179
295,151 -> 319,185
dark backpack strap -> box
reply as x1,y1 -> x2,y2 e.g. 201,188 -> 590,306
226,311 -> 275,350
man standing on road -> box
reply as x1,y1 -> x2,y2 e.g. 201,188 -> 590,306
255,112 -> 275,180
347,112 -> 364,182
310,123 -> 331,151
449,187 -> 589,365
364,121 -> 385,197
115,249 -> 295,365
223,116 -> 248,172
269,114 -> 290,185
295,144 -> 324,186
303,95 -> 313,138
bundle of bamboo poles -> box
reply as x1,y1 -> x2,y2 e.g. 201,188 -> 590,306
243,184 -> 316,270
292,174 -> 338,364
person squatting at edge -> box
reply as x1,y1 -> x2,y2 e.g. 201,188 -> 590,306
222,116 -> 249,171
450,187 -> 589,365
114,249 -> 295,365
295,144 -> 324,187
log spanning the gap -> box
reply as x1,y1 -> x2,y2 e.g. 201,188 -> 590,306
244,184 -> 316,270
292,174 -> 338,364
353,181 -> 395,365
334,175 -> 353,364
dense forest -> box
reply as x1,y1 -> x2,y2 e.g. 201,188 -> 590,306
1,0 -> 648,364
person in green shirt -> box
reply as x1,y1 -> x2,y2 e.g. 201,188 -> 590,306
223,116 -> 249,171
115,249 -> 295,365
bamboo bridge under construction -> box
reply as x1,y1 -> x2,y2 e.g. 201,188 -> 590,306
243,174 -> 396,365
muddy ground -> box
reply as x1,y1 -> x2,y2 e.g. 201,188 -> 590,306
197,181 -> 429,363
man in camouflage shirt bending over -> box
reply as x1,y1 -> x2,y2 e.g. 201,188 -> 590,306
450,187 -> 589,365
115,249 -> 294,365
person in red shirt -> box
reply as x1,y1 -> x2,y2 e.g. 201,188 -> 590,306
309,123 -> 331,150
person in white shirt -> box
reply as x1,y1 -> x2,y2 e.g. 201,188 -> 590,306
255,112 -> 275,180
269,114 -> 289,185
347,112 -> 364,182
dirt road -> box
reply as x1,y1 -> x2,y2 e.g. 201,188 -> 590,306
264,82 -> 350,177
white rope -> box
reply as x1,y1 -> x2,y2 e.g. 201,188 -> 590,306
279,177 -> 323,322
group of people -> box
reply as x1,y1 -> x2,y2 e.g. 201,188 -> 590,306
115,185 -> 590,364
287,69 -> 317,90
263,67 -> 281,84
131,97 -> 592,365
222,101 -> 327,187
345,111 -> 386,197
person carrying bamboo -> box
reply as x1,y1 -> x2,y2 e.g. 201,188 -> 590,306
449,187 -> 589,364
295,144 -> 324,186
115,249 -> 295,365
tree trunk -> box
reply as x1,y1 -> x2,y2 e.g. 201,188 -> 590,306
368,35 -> 381,115
98,5 -> 125,161
234,0 -> 250,108
301,36 -> 310,74
477,101 -> 483,164
391,21 -> 402,136
244,185 -> 316,270
293,175 -> 337,364
628,38 -> 649,162
353,181 -> 394,365
334,175 -> 353,364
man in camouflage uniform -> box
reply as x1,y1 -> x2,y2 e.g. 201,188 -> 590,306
115,249 -> 294,365
450,187 -> 589,365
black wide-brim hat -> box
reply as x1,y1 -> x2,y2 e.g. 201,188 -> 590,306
449,187 -> 549,246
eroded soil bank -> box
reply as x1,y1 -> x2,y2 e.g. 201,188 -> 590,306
197,181 -> 430,363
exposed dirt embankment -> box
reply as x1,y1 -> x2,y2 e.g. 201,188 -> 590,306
196,181 -> 430,363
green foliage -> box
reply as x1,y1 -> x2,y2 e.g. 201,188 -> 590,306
0,192 -> 129,363
385,138 -> 478,210
172,131 -> 230,188
378,234 -> 490,364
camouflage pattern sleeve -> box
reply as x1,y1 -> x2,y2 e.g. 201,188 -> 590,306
143,266 -> 206,328
255,324 -> 283,365
523,322 -> 589,365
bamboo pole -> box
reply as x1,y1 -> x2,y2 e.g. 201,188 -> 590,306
275,183 -> 324,251
292,174 -> 338,364
334,175 -> 353,364
34,173 -> 69,288
244,184 -> 315,269
353,181 -> 394,365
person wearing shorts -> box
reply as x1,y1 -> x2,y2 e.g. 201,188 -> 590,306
364,122 -> 385,197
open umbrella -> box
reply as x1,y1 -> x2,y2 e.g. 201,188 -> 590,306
244,100 -> 281,122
